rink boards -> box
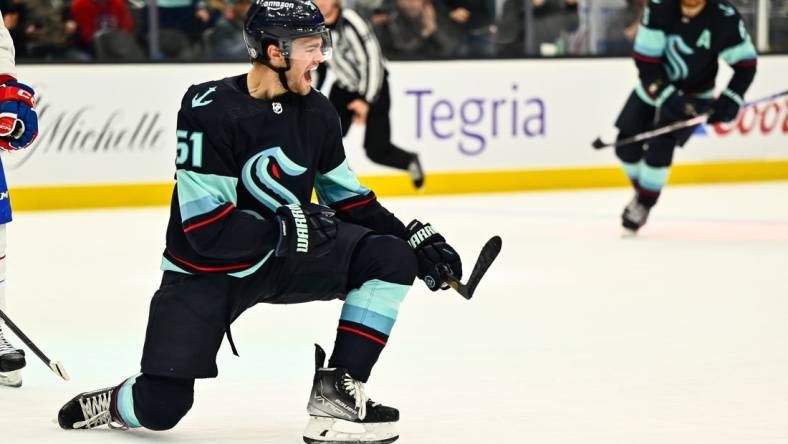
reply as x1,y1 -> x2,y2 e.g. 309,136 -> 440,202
6,56 -> 787,210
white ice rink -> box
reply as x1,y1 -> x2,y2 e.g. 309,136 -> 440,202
1,182 -> 787,444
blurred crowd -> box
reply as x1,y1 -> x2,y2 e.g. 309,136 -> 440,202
0,0 -> 251,60
0,0 -> 785,61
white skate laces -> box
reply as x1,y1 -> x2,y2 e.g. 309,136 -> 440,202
75,390 -> 127,430
0,326 -> 18,355
342,374 -> 368,420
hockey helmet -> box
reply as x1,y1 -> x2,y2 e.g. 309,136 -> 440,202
243,0 -> 332,64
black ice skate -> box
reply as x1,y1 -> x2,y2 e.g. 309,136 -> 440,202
58,385 -> 127,430
621,195 -> 651,237
0,325 -> 25,388
407,154 -> 424,190
303,344 -> 399,444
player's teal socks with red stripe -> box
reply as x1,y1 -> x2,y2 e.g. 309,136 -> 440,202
114,374 -> 143,428
621,160 -> 669,208
329,279 -> 410,382
637,163 -> 670,207
114,373 -> 194,431
621,160 -> 641,186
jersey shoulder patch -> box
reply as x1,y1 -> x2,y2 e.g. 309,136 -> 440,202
183,81 -> 224,110
179,78 -> 248,131
177,81 -> 237,147
190,85 -> 217,109
716,1 -> 738,17
182,76 -> 246,110
713,0 -> 750,43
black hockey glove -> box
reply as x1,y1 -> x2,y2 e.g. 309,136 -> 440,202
706,93 -> 740,124
274,203 -> 337,259
658,89 -> 701,123
405,219 -> 462,292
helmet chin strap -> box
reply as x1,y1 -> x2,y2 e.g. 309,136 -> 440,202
261,57 -> 293,93
277,67 -> 292,93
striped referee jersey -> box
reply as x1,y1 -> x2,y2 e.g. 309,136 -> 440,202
327,8 -> 385,103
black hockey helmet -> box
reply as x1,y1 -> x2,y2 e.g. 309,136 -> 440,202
243,0 -> 332,64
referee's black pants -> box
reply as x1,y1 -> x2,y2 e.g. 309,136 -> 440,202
329,74 -> 415,171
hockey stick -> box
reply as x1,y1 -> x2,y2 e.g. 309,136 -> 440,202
591,89 -> 788,149
0,308 -> 69,380
441,236 -> 502,300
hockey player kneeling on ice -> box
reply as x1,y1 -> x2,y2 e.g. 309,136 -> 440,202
57,1 -> 462,443
612,0 -> 756,235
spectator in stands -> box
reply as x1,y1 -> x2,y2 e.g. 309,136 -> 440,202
153,0 -> 222,59
204,0 -> 249,60
533,0 -> 578,52
603,0 -> 646,55
375,0 -> 460,58
0,0 -> 27,57
439,0 -> 495,56
70,0 -> 143,59
126,0 -> 148,49
18,0 -> 86,60
765,0 -> 787,51
495,0 -> 523,56
496,0 -> 579,56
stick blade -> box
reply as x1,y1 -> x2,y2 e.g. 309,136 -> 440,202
49,361 -> 70,381
462,235 -> 503,299
591,137 -> 607,149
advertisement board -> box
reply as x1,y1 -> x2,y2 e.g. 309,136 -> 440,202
6,57 -> 786,208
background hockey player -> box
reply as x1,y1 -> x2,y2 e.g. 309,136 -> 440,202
57,1 -> 461,443
0,8 -> 40,388
314,0 -> 426,190
612,0 -> 756,234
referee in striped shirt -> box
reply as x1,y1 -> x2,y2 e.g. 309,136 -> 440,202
315,0 -> 425,189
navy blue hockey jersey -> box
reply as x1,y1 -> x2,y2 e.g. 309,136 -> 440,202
162,75 -> 406,276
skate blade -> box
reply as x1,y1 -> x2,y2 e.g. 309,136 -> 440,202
621,227 -> 639,238
303,416 -> 398,444
0,370 -> 22,387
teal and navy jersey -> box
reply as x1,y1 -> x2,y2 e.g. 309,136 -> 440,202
632,0 -> 757,106
162,74 -> 406,276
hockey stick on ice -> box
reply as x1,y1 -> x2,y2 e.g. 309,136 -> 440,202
591,89 -> 788,149
0,308 -> 69,380
440,236 -> 502,300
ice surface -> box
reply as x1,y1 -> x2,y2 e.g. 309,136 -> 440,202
1,182 -> 787,444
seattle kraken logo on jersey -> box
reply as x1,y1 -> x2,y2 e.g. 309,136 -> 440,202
242,147 -> 306,213
665,35 -> 694,81
192,87 -> 216,108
